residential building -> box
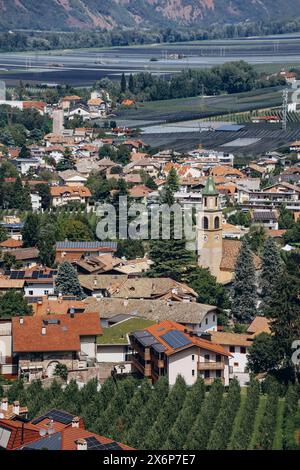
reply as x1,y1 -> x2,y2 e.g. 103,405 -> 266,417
0,221 -> 24,240
58,170 -> 88,187
0,407 -> 132,451
0,319 -> 16,376
50,186 -> 92,207
55,241 -> 117,263
210,331 -> 252,386
251,210 -> 279,230
12,158 -> 40,175
129,320 -> 231,385
79,276 -> 198,302
84,298 -> 218,334
96,317 -> 155,378
12,312 -> 102,381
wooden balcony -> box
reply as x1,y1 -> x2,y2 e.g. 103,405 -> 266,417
204,377 -> 225,386
198,361 -> 225,371
132,356 -> 151,377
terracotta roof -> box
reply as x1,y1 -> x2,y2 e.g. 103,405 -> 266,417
50,186 -> 91,198
129,185 -> 154,198
21,426 -> 133,450
12,313 -> 102,353
0,277 -> 25,289
0,418 -> 40,450
31,298 -> 86,317
88,98 -> 105,106
247,316 -> 271,336
121,99 -> 135,106
140,320 -> 231,357
220,239 -> 261,272
268,229 -> 287,238
0,403 -> 28,421
61,95 -> 81,101
211,166 -> 244,178
75,254 -> 122,274
4,247 -> 39,261
0,238 -> 23,249
210,331 -> 252,347
23,101 -> 46,111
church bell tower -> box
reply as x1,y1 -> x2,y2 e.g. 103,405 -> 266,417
197,175 -> 223,278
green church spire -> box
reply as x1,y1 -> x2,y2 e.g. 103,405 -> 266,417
202,175 -> 218,196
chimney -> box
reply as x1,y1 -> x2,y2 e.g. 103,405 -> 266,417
1,397 -> 8,412
72,417 -> 80,428
19,317 -> 24,325
42,327 -> 46,335
13,401 -> 20,415
76,438 -> 87,451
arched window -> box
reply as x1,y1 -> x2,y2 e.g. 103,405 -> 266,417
202,216 -> 209,230
214,216 -> 220,229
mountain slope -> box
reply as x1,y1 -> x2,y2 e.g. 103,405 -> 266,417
0,0 -> 300,31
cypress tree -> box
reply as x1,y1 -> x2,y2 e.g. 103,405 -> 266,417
38,225 -> 56,267
230,379 -> 260,450
267,271 -> 300,372
163,378 -> 205,450
126,377 -> 169,449
128,74 -> 134,93
260,237 -> 283,314
207,378 -> 241,450
166,167 -> 179,192
231,239 -> 257,323
21,213 -> 40,247
184,379 -> 224,450
143,375 -> 187,450
121,73 -> 127,93
54,261 -> 86,299
255,381 -> 279,450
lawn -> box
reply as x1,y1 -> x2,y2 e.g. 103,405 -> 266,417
97,318 -> 155,345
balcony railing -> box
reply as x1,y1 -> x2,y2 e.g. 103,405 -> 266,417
198,361 -> 225,371
203,377 -> 225,386
132,355 -> 151,376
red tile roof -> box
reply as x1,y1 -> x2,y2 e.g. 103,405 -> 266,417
12,313 -> 102,353
0,419 -> 41,450
0,238 -> 23,249
59,427 -> 133,450
143,320 -> 231,357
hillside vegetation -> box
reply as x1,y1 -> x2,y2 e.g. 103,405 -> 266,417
1,0 -> 300,31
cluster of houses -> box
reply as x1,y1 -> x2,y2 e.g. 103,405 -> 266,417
0,401 -> 132,450
0,96 -> 299,404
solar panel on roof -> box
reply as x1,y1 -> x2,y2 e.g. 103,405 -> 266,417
152,343 -> 166,353
23,433 -> 62,451
161,330 -> 192,350
32,409 -> 74,426
85,437 -> 123,451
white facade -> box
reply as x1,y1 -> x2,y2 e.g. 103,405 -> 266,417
24,283 -> 54,297
167,345 -> 230,386
222,344 -> 250,386
185,312 -> 218,335
97,344 -> 128,363
80,336 -> 97,360
30,193 -> 42,211
0,321 -> 15,375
